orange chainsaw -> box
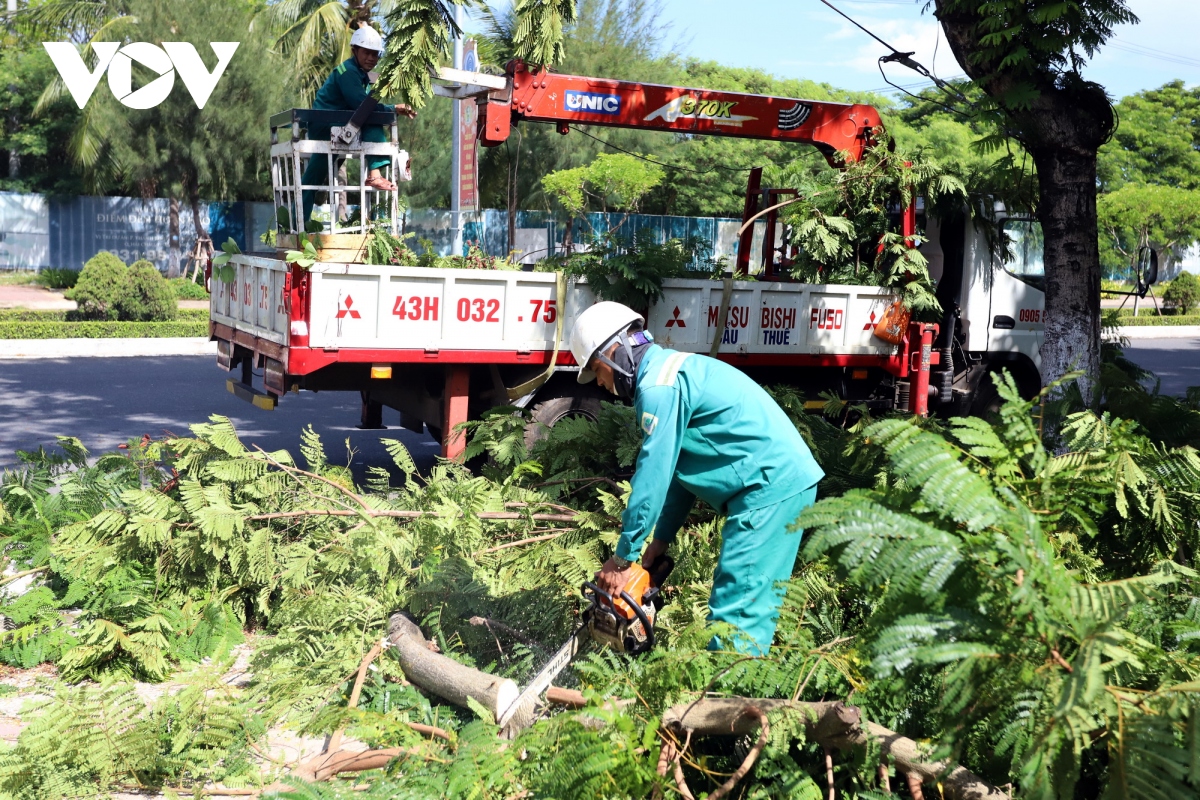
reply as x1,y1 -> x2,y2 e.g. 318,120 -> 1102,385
496,555 -> 673,728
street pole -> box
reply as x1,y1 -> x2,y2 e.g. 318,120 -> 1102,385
450,4 -> 464,257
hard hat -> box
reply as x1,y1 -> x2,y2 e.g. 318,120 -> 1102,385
350,24 -> 384,53
570,301 -> 644,384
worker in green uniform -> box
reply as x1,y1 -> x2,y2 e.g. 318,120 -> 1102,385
575,302 -> 824,655
300,24 -> 414,225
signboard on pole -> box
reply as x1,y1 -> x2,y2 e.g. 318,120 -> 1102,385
458,39 -> 479,213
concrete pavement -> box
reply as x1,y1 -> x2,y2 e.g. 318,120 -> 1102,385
0,285 -> 73,310
0,337 -> 218,358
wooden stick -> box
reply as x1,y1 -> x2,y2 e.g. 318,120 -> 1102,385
546,686 -> 587,708
907,772 -> 926,800
409,722 -> 453,742
824,746 -> 836,800
255,447 -> 372,511
326,642 -> 382,755
532,476 -> 622,493
651,741 -> 675,800
878,757 -> 891,793
478,530 -> 569,553
0,566 -> 48,587
673,749 -> 697,800
544,686 -> 634,711
707,706 -> 768,800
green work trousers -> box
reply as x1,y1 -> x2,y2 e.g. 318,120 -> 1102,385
707,484 -> 818,655
301,125 -> 390,224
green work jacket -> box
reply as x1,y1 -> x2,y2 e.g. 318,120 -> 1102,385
313,58 -> 393,113
616,345 -> 825,561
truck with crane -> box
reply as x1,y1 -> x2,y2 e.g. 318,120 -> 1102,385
209,60 -> 1050,459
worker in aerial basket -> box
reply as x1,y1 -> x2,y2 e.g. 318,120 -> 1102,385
300,23 -> 414,224
576,301 -> 824,655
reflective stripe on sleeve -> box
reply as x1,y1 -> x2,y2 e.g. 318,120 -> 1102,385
656,352 -> 693,387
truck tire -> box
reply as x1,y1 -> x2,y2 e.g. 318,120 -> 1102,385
969,373 -> 1003,420
525,392 -> 605,452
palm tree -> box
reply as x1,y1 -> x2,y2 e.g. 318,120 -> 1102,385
258,0 -> 365,105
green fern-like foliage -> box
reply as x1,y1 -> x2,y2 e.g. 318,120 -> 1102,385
800,373 -> 1200,799
510,0 -> 577,66
375,0 -> 470,110
4,364 -> 1200,798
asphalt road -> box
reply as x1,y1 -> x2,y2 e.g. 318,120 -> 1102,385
1122,337 -> 1200,398
0,341 -> 1195,473
0,356 -> 442,474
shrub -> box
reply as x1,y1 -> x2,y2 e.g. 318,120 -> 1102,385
117,260 -> 177,321
65,252 -> 128,320
168,276 -> 209,300
1163,270 -> 1200,315
35,268 -> 78,290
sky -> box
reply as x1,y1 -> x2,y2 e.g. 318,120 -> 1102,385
470,0 -> 1200,101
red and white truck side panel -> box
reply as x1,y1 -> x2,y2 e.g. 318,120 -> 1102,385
210,256 -> 954,456
211,258 -> 917,370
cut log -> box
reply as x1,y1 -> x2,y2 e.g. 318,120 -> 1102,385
662,698 -> 1007,800
387,612 -> 531,732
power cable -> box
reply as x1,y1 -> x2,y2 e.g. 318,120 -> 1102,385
815,0 -> 972,114
1106,40 -> 1200,70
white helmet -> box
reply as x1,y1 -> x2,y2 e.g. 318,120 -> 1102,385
350,24 -> 384,53
570,301 -> 644,384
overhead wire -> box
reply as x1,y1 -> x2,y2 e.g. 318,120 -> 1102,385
815,0 -> 972,115
1106,41 -> 1200,70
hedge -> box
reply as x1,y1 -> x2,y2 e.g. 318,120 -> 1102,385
0,321 -> 208,339
1109,307 -> 1193,318
1112,315 -> 1200,327
0,308 -> 208,323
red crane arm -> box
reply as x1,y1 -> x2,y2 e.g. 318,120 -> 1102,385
477,61 -> 883,165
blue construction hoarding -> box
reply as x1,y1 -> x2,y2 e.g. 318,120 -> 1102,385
0,191 -> 754,272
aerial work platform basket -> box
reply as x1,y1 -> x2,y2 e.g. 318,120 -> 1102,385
269,108 -> 411,238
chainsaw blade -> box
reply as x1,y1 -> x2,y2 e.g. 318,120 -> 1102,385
496,626 -> 584,729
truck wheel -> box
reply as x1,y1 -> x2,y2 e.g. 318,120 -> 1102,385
525,393 -> 605,451
969,373 -> 1003,420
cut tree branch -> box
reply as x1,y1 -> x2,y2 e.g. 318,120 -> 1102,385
386,612 -> 531,735
662,697 -> 1008,800
477,530 -> 570,553
246,509 -> 577,523
0,566 -> 48,587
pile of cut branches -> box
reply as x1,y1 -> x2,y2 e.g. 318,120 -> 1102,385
1,357 -> 1200,798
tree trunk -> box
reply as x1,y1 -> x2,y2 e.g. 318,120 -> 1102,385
189,192 -> 209,282
932,3 -> 1116,403
507,131 -> 521,258
6,150 -> 18,179
562,215 -> 574,254
167,196 -> 181,277
1035,147 -> 1102,400
190,193 -> 207,243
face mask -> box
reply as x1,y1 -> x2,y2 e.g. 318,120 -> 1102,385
610,332 -> 652,400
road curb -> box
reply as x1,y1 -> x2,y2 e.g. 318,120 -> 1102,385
1115,326 -> 1200,340
0,337 -> 217,359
